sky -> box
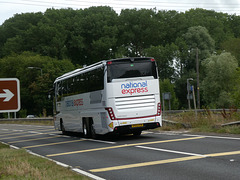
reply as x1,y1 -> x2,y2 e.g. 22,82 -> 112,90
1,0 -> 240,25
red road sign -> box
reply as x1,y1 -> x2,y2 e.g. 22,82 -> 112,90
0,78 -> 20,112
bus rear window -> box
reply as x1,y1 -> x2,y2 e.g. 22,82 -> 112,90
107,59 -> 158,82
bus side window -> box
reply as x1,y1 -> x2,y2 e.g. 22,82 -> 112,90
62,80 -> 67,96
56,81 -> 62,101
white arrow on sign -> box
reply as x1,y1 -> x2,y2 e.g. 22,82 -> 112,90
0,89 -> 14,102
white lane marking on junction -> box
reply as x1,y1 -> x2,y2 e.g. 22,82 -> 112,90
136,146 -> 208,157
83,138 -> 116,144
28,131 -> 44,134
72,168 -> 106,180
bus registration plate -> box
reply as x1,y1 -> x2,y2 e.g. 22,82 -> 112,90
132,124 -> 143,128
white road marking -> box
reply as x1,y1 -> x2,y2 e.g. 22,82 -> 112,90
136,146 -> 208,157
85,138 -> 116,144
28,131 -> 43,134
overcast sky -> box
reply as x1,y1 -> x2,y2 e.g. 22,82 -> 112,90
1,0 -> 240,25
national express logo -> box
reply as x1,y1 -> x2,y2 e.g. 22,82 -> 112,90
65,99 -> 83,107
121,81 -> 148,95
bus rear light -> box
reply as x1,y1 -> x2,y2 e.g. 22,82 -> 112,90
105,107 -> 116,120
157,103 -> 162,116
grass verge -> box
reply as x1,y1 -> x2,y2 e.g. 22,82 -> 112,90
160,110 -> 240,134
0,143 -> 90,180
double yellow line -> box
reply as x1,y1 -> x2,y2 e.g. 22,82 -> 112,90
47,136 -> 204,157
89,149 -> 240,172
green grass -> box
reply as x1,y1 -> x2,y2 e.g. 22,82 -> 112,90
0,143 -> 90,180
160,110 -> 240,134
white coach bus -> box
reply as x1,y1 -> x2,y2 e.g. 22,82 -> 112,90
53,57 -> 162,138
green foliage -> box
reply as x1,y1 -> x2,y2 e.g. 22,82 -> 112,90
183,26 -> 215,71
231,68 -> 240,108
201,52 -> 238,108
0,7 -> 240,111
0,52 -> 75,116
144,43 -> 178,80
160,79 -> 179,110
221,38 -> 240,64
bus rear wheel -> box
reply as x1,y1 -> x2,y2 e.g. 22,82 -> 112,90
83,120 -> 90,137
83,118 -> 97,139
133,130 -> 142,136
60,119 -> 67,135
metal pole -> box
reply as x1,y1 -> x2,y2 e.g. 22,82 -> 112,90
187,78 -> 193,110
192,85 -> 197,119
162,93 -> 165,118
187,79 -> 190,110
196,48 -> 200,109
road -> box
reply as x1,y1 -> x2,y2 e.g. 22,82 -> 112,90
0,124 -> 240,180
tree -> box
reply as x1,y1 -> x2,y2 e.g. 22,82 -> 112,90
183,26 -> 215,71
185,9 -> 233,49
221,38 -> 240,65
0,12 -> 44,57
0,52 -> 75,116
201,52 -> 238,108
118,8 -> 162,56
160,79 -> 179,110
144,43 -> 178,80
79,6 -> 119,64
231,68 -> 240,108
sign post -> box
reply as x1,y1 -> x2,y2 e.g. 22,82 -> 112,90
0,78 -> 20,113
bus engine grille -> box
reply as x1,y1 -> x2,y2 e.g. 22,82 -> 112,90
115,94 -> 155,110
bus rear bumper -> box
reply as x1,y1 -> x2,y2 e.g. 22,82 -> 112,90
112,122 -> 161,134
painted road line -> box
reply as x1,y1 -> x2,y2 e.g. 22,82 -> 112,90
86,138 -> 116,144
24,139 -> 86,149
47,136 -> 204,157
183,134 -> 240,140
8,135 -> 62,143
90,156 -> 204,172
89,149 -> 240,173
0,132 -> 59,140
136,146 -> 208,157
0,131 -> 25,137
0,131 -> 34,137
24,149 -> 105,180
0,130 -> 56,137
206,150 -> 240,157
72,168 -> 106,180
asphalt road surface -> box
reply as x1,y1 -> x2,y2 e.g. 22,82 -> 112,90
0,124 -> 240,180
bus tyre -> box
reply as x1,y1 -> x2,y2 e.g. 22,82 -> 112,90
60,119 -> 67,135
90,124 -> 97,139
83,120 -> 90,137
83,121 -> 88,137
133,130 -> 142,136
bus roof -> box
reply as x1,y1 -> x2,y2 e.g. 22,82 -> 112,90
54,57 -> 153,83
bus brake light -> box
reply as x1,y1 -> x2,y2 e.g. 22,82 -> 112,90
105,107 -> 116,120
157,103 -> 161,116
